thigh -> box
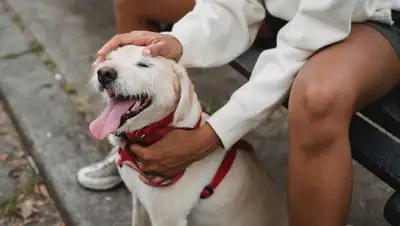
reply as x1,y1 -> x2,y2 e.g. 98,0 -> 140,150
115,0 -> 194,24
142,0 -> 195,24
291,23 -> 400,116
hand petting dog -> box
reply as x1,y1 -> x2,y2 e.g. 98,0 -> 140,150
95,31 -> 183,65
130,123 -> 221,178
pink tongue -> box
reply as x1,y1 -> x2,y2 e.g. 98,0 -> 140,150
89,99 -> 136,140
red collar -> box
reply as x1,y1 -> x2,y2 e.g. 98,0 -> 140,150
116,111 -> 253,199
115,111 -> 202,146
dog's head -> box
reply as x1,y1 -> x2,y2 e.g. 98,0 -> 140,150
89,45 -> 197,140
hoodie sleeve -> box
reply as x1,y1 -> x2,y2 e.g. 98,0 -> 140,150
163,0 -> 266,68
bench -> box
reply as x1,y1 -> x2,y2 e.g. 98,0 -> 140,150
161,24 -> 400,225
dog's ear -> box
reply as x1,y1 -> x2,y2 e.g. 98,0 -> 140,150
171,63 -> 194,123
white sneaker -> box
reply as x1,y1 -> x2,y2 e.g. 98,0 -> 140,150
77,147 -> 122,190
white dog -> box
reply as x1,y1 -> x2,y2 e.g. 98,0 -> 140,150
89,45 -> 287,226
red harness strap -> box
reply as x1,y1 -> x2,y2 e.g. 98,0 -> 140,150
117,146 -> 186,187
123,111 -> 176,146
117,111 -> 202,187
116,111 -> 253,199
200,139 -> 253,199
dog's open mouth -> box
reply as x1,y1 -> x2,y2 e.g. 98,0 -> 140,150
89,89 -> 152,140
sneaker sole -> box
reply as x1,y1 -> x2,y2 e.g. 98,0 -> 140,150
76,175 -> 123,191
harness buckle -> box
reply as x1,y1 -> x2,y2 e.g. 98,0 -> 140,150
200,185 -> 214,199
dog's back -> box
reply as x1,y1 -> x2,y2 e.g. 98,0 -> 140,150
187,149 -> 288,226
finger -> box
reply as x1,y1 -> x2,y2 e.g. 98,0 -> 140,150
139,174 -> 168,186
129,144 -> 151,159
97,33 -> 140,56
145,41 -> 167,58
98,31 -> 160,57
142,48 -> 152,57
136,158 -> 144,168
92,57 -> 103,68
152,176 -> 166,184
141,164 -> 182,179
141,165 -> 166,177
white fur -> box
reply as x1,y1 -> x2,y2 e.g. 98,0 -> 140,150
91,45 -> 287,226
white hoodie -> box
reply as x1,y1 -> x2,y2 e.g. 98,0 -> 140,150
164,0 -> 400,149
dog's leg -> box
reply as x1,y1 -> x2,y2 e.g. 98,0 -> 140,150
132,196 -> 150,226
151,218 -> 187,226
146,199 -> 190,226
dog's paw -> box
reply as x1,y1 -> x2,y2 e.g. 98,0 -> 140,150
108,134 -> 123,146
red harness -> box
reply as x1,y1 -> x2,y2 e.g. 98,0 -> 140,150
116,111 -> 253,199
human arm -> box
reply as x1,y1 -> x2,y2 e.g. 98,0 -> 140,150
206,0 -> 362,148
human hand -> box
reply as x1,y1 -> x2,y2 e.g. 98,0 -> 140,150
129,123 -> 222,178
94,31 -> 183,66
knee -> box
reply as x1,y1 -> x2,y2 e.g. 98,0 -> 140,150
289,75 -> 354,122
288,74 -> 355,151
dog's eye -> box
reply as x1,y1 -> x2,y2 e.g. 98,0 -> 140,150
136,62 -> 150,68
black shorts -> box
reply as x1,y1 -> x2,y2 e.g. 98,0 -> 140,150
366,10 -> 400,57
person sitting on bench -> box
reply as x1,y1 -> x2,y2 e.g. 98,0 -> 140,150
78,0 -> 400,225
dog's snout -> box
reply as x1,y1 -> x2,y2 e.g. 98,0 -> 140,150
97,67 -> 117,86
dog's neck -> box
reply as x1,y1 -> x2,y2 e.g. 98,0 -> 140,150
172,98 -> 203,128
119,98 -> 204,146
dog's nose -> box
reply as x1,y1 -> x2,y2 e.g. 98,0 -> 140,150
97,67 -> 117,86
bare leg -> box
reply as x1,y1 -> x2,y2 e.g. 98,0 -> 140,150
287,24 -> 400,226
113,0 -> 195,33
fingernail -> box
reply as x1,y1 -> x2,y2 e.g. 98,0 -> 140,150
153,176 -> 164,183
142,48 -> 151,57
92,59 -> 99,68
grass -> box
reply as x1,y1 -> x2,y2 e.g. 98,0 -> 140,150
1,51 -> 28,60
28,40 -> 44,54
0,167 -> 41,217
43,58 -> 57,71
63,84 -> 78,95
10,12 -> 23,28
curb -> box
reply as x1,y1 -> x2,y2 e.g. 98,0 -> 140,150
0,54 -> 132,226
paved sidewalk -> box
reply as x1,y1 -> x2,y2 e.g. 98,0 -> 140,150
0,0 -> 396,225
0,1 -> 131,225
0,100 -> 64,225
